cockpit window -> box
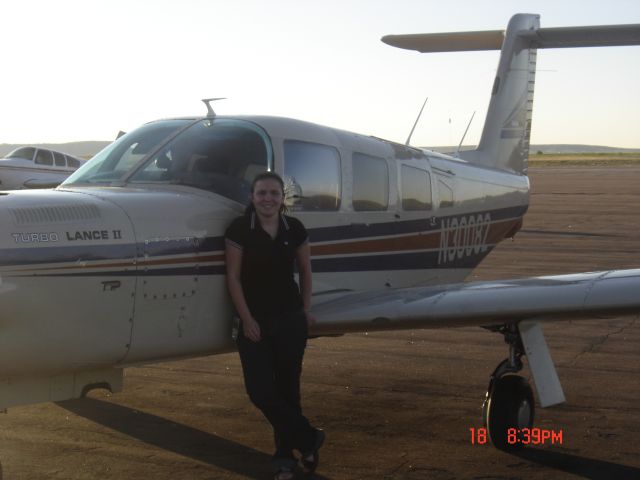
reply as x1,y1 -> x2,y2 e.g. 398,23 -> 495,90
62,120 -> 190,185
128,119 -> 272,203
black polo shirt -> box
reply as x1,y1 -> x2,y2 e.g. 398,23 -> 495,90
225,212 -> 308,317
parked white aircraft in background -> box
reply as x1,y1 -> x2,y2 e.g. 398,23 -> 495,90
0,14 -> 639,450
0,146 -> 86,190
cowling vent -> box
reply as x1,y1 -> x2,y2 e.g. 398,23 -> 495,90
10,204 -> 101,225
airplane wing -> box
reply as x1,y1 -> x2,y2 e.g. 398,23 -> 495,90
310,269 -> 640,335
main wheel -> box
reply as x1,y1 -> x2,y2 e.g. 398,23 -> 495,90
482,375 -> 535,451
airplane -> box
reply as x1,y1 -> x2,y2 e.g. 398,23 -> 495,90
0,13 -> 639,451
0,146 -> 86,190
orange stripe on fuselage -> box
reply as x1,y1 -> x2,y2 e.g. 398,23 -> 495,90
310,217 -> 522,257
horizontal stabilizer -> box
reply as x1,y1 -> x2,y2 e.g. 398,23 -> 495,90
382,23 -> 640,52
382,30 -> 504,52
521,24 -> 640,49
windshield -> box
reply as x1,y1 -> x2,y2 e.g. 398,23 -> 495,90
62,119 -> 191,185
127,118 -> 272,203
6,147 -> 35,161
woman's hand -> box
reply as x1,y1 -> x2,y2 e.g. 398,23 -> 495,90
242,317 -> 261,342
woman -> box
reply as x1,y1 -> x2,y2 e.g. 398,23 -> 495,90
225,171 -> 325,480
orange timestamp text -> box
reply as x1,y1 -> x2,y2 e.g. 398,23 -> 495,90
470,427 -> 563,445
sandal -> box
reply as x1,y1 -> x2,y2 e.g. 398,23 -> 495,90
273,466 -> 295,480
301,429 -> 325,476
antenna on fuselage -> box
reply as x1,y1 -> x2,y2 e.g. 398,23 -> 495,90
455,110 -> 475,157
405,96 -> 428,146
201,98 -> 227,117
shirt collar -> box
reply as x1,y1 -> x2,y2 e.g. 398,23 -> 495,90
250,212 -> 290,231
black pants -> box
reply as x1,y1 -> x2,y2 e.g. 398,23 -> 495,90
237,311 -> 315,465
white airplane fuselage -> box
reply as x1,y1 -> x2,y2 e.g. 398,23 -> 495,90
0,115 -> 528,384
0,150 -> 84,190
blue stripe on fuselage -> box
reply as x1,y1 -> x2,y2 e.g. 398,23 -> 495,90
0,205 -> 525,273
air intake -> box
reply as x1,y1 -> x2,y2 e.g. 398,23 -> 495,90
10,204 -> 101,225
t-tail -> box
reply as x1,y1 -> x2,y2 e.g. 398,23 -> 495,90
382,13 -> 640,175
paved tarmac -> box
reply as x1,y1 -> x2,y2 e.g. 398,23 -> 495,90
0,166 -> 638,479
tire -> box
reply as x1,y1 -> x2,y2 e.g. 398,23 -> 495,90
483,375 -> 535,451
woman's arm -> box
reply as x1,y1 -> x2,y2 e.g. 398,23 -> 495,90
296,242 -> 317,326
225,243 -> 261,342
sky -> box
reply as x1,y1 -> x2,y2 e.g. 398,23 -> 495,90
1,0 -> 639,148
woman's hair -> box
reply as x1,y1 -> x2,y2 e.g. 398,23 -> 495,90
250,171 -> 285,194
244,171 -> 287,215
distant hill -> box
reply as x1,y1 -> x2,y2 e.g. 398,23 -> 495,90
527,144 -> 640,154
1,141 -> 639,159
427,144 -> 640,154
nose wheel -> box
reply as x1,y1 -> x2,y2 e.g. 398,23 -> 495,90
482,324 -> 536,450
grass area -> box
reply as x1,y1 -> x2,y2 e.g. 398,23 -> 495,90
529,152 -> 640,166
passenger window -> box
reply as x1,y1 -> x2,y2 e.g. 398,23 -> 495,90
54,152 -> 66,166
284,140 -> 341,211
352,153 -> 388,211
401,165 -> 432,211
35,149 -> 54,166
8,147 -> 35,161
66,156 -> 80,168
130,119 -> 271,203
438,179 -> 454,208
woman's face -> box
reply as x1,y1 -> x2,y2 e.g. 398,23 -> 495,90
251,178 -> 284,218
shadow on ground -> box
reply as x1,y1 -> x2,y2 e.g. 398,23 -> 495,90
57,398 -> 330,480
514,447 -> 640,480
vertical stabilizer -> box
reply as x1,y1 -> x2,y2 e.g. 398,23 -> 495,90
382,14 -> 640,175
464,14 -> 539,174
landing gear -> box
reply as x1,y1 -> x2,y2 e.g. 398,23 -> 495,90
482,324 -> 535,450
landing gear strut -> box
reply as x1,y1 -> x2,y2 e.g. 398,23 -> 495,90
482,324 -> 535,450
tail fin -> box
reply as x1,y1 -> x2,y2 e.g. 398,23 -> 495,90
382,13 -> 640,175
